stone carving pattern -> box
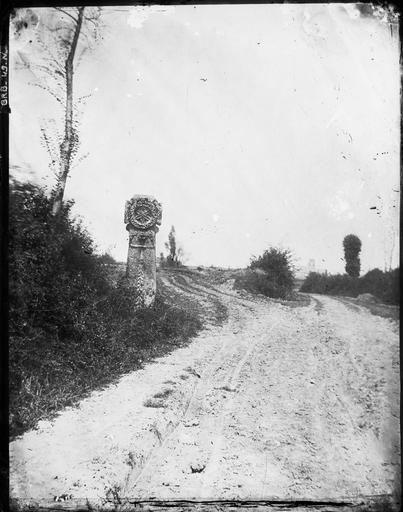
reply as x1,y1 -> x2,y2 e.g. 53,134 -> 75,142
124,196 -> 162,231
129,230 -> 155,248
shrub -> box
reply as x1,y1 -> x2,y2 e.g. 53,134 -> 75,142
359,268 -> 399,304
300,268 -> 399,305
386,268 -> 400,304
9,181 -> 202,438
98,252 -> 117,265
234,248 -> 295,299
300,272 -> 359,297
9,180 -> 111,339
299,272 -> 326,294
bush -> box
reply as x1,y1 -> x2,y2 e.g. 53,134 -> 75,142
9,181 -> 202,437
299,272 -> 327,294
300,273 -> 360,297
300,268 -> 399,305
359,268 -> 399,304
9,180 -> 111,339
234,248 -> 295,299
98,252 -> 117,265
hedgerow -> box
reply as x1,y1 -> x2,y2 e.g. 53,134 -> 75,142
300,268 -> 399,305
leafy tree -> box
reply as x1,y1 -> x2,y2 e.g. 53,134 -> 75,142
11,7 -> 103,215
164,226 -> 184,267
166,226 -> 176,263
343,234 -> 362,277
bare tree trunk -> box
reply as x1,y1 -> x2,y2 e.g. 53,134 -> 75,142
51,7 -> 85,215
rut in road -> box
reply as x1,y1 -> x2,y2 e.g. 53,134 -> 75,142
125,271 -> 399,503
9,269 -> 400,509
124,271 -> 262,495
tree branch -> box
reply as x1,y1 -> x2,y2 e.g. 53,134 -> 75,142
28,82 -> 63,104
67,7 -> 85,67
83,16 -> 98,26
54,7 -> 79,24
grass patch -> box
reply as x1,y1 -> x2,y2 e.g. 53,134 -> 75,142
143,387 -> 174,409
143,398 -> 166,408
336,297 -> 400,323
152,388 -> 174,400
10,294 -> 202,438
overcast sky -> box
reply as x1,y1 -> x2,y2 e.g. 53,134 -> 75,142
10,3 -> 400,272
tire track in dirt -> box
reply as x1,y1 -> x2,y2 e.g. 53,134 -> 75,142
303,295 -> 400,499
132,273 -> 316,500
9,272 -> 400,509
129,271 -> 266,498
120,280 -> 399,503
197,314 -> 283,500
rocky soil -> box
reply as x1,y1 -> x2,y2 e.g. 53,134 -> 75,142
10,269 -> 400,510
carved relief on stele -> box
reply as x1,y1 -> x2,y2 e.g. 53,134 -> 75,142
124,195 -> 162,234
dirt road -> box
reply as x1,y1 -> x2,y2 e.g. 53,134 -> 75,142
10,270 -> 400,510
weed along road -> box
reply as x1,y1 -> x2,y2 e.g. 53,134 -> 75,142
10,269 -> 400,510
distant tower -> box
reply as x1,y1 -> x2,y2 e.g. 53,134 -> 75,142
308,259 -> 316,273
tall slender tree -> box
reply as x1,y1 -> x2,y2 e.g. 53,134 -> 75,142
52,7 -> 85,215
11,7 -> 103,215
343,234 -> 362,277
165,226 -> 177,266
164,226 -> 185,267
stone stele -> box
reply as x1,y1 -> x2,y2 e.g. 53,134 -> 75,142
124,195 -> 162,307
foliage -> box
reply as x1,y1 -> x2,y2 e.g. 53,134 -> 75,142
343,234 -> 362,277
167,225 -> 177,261
9,180 -> 109,336
97,252 -> 117,265
9,181 -> 201,438
11,7 -> 103,214
359,268 -> 400,304
162,226 -> 184,267
300,273 -> 359,297
234,248 -> 295,299
300,268 -> 399,305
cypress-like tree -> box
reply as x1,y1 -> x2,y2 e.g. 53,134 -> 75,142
343,234 -> 362,277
